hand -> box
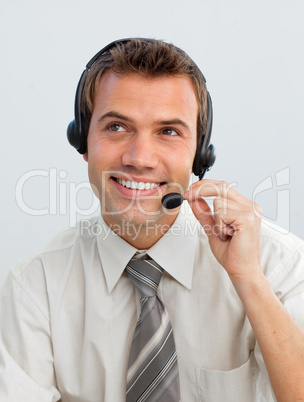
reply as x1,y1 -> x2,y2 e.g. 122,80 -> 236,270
184,180 -> 263,285
185,180 -> 304,401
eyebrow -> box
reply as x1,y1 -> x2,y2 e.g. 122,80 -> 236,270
97,111 -> 132,124
158,118 -> 190,131
97,111 -> 191,131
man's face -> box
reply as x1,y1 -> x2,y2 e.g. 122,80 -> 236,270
84,71 -> 198,232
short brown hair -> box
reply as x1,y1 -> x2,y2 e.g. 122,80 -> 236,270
81,38 -> 208,143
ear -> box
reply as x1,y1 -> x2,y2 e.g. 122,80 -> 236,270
83,153 -> 88,162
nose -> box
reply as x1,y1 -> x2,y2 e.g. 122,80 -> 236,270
121,134 -> 159,170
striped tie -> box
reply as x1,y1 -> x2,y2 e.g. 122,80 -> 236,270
125,257 -> 180,402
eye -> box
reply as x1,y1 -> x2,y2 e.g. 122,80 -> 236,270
108,123 -> 126,132
161,128 -> 179,136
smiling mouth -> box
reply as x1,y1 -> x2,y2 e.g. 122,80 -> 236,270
113,178 -> 164,191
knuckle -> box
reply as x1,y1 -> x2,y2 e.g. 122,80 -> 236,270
213,197 -> 220,208
244,211 -> 256,224
217,212 -> 227,223
219,181 -> 232,195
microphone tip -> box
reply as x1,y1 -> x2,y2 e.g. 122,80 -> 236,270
161,193 -> 184,209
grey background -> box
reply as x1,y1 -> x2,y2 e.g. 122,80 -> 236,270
1,0 -> 304,286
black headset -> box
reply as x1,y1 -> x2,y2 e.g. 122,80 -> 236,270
67,38 -> 216,180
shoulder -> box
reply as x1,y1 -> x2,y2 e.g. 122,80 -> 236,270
1,218 -> 101,316
260,220 -> 304,264
11,217 -> 100,281
261,220 -> 303,251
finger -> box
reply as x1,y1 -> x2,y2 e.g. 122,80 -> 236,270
212,198 -> 236,237
220,221 -> 237,236
185,179 -> 249,204
188,197 -> 232,244
213,198 -> 254,221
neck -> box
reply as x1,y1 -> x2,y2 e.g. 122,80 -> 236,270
103,213 -> 179,249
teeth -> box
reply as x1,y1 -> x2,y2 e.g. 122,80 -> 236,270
117,179 -> 160,190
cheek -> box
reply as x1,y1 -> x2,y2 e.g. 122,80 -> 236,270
165,148 -> 194,186
88,136 -> 122,166
172,143 -> 196,170
87,141 -> 116,171
87,163 -> 101,198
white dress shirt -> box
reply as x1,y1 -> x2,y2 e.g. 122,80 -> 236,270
1,203 -> 304,401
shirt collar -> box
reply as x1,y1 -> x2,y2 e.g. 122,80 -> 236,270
96,202 -> 198,293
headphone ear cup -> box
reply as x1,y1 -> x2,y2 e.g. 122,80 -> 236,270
192,141 -> 203,177
67,120 -> 87,154
202,143 -> 216,168
192,140 -> 216,177
67,120 -> 78,148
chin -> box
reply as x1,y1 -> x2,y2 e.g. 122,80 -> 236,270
113,211 -> 159,228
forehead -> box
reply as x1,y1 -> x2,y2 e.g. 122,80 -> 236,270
93,71 -> 199,123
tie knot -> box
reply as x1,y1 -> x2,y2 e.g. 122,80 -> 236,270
126,257 -> 163,298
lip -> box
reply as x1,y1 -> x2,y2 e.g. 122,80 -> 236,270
111,176 -> 166,198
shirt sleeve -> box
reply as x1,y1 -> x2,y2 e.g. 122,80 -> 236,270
0,262 -> 61,401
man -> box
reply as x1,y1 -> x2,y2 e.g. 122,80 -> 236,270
0,38 -> 304,401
